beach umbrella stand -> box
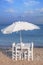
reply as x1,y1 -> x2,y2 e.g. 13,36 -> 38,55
1,21 -> 40,61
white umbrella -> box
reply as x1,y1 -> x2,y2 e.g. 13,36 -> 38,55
1,21 -> 40,42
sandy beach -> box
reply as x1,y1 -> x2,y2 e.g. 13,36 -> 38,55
0,48 -> 43,65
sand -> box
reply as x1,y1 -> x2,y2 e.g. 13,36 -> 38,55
0,48 -> 43,65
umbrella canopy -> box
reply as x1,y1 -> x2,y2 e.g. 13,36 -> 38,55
1,21 -> 40,43
1,21 -> 40,34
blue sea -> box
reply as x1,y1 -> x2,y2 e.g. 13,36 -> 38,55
0,24 -> 43,47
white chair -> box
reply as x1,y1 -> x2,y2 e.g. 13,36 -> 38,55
12,43 -> 15,60
12,42 -> 33,61
15,44 -> 21,60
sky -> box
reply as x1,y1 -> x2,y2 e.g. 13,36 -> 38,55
0,0 -> 43,24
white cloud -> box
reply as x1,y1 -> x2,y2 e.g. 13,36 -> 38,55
40,8 -> 43,12
5,0 -> 13,3
23,8 -> 43,16
24,10 -> 34,14
24,0 -> 40,6
5,9 -> 16,13
36,8 -> 43,12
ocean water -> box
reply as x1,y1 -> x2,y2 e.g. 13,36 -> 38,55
0,24 -> 43,47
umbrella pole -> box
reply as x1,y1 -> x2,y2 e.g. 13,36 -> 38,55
20,31 -> 23,60
20,31 -> 22,43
